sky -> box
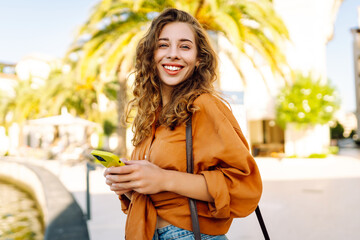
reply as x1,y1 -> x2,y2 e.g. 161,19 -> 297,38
0,0 -> 98,62
327,0 -> 359,113
0,0 -> 359,113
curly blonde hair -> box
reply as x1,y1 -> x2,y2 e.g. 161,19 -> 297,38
127,8 -> 219,146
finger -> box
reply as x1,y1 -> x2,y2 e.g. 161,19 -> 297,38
103,167 -> 123,178
106,172 -> 137,183
114,191 -> 126,196
124,160 -> 136,165
106,165 -> 134,175
114,190 -> 132,196
125,160 -> 148,165
104,168 -> 111,177
105,178 -> 115,186
111,182 -> 138,191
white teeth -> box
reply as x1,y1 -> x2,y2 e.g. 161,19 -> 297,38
164,65 -> 181,71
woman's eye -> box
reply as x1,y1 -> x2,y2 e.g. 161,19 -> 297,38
158,43 -> 168,48
180,45 -> 190,49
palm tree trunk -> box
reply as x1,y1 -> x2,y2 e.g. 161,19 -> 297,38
116,77 -> 127,157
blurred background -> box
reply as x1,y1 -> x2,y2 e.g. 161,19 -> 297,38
1,0 -> 360,239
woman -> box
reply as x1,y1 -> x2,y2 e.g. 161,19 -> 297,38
104,8 -> 262,240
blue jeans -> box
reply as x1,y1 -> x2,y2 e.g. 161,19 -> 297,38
152,225 -> 228,240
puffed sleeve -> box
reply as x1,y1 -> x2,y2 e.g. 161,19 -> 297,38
193,94 -> 262,218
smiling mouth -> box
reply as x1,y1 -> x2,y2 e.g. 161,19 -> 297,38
163,65 -> 183,72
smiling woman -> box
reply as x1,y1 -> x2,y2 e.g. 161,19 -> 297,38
103,8 -> 262,240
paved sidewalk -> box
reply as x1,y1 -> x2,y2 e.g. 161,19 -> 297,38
31,149 -> 360,240
253,155 -> 360,240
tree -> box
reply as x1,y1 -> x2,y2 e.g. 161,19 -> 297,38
0,77 -> 46,149
67,0 -> 289,156
275,73 -> 340,129
0,79 -> 42,129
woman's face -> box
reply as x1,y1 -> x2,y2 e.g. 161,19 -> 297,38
154,22 -> 198,94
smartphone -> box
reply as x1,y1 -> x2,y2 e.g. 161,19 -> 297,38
90,150 -> 125,168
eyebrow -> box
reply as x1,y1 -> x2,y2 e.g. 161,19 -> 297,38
158,38 -> 194,44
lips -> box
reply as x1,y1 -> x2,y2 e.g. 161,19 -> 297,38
162,64 -> 184,75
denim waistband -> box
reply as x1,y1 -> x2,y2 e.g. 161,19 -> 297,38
156,224 -> 173,234
153,224 -> 228,240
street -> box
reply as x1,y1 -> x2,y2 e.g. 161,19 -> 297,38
36,141 -> 360,240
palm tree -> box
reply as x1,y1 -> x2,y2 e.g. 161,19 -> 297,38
67,0 -> 289,156
40,70 -> 98,120
0,79 -> 41,127
0,78 -> 45,148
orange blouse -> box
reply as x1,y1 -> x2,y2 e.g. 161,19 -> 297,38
119,93 -> 262,240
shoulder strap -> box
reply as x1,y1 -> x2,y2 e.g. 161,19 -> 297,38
255,206 -> 270,240
186,118 -> 202,240
186,118 -> 194,174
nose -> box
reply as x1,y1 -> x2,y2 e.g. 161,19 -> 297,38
166,45 -> 179,60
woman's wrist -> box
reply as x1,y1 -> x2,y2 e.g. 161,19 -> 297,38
161,169 -> 174,192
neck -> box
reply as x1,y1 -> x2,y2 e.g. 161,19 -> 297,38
161,84 -> 173,106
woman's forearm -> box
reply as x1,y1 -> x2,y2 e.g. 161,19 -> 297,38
162,170 -> 214,202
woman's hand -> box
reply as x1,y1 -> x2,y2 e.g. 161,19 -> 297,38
104,159 -> 132,196
104,160 -> 167,195
104,159 -> 213,202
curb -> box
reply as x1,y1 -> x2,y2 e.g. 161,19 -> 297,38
0,158 -> 89,240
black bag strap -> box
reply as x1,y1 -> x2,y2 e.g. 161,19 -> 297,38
186,118 -> 202,240
255,206 -> 270,240
185,118 -> 270,240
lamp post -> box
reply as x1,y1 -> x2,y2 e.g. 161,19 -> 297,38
352,27 -> 360,141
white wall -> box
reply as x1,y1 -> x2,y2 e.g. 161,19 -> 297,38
273,0 -> 343,80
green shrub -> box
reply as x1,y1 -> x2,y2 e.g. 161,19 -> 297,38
330,121 -> 344,139
328,146 -> 339,155
276,73 -> 340,129
308,153 -> 327,158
